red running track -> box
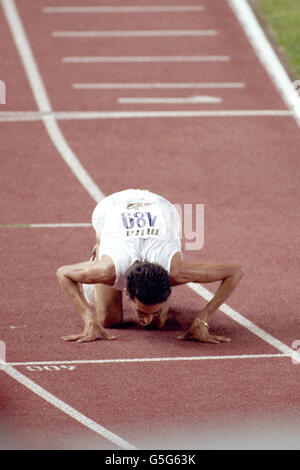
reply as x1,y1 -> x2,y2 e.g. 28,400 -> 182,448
0,0 -> 300,450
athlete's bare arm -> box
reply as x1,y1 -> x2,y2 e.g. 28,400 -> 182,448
56,255 -> 116,342
170,253 -> 243,343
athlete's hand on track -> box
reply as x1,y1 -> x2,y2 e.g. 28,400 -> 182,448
62,323 -> 116,343
178,322 -> 230,344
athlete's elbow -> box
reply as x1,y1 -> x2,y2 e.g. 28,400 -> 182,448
56,266 -> 69,285
170,265 -> 190,285
232,265 -> 244,282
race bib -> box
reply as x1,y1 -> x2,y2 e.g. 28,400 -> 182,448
107,202 -> 167,239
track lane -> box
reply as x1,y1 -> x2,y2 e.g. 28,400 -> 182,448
0,121 -> 95,225
15,0 -> 287,112
3,357 -> 299,450
1,0 -> 300,450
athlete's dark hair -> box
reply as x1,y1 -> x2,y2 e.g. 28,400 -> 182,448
125,261 -> 171,305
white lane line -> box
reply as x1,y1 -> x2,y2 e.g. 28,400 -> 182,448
1,0 -> 104,204
188,283 -> 300,361
0,360 -> 137,450
118,96 -> 222,104
30,223 -> 91,228
9,354 -> 289,367
62,56 -> 230,63
43,6 -> 206,14
73,82 -> 246,89
228,0 -> 300,126
0,223 -> 92,228
0,110 -> 292,122
53,30 -> 217,38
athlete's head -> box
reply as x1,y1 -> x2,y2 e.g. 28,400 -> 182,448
126,261 -> 171,304
125,261 -> 171,326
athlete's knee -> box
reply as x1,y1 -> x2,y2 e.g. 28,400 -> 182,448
100,311 -> 122,328
97,300 -> 123,328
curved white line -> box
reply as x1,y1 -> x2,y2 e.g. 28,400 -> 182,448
0,360 -> 137,450
2,0 -> 104,203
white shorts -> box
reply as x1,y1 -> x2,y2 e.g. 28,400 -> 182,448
92,189 -> 181,241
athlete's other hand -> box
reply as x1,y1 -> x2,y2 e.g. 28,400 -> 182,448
62,323 -> 116,343
178,322 -> 230,344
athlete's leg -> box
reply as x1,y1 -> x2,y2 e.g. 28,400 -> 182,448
93,284 -> 123,328
88,234 -> 123,327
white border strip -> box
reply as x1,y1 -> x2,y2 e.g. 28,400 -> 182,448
228,0 -> 300,126
0,360 -> 137,450
1,0 -> 104,203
